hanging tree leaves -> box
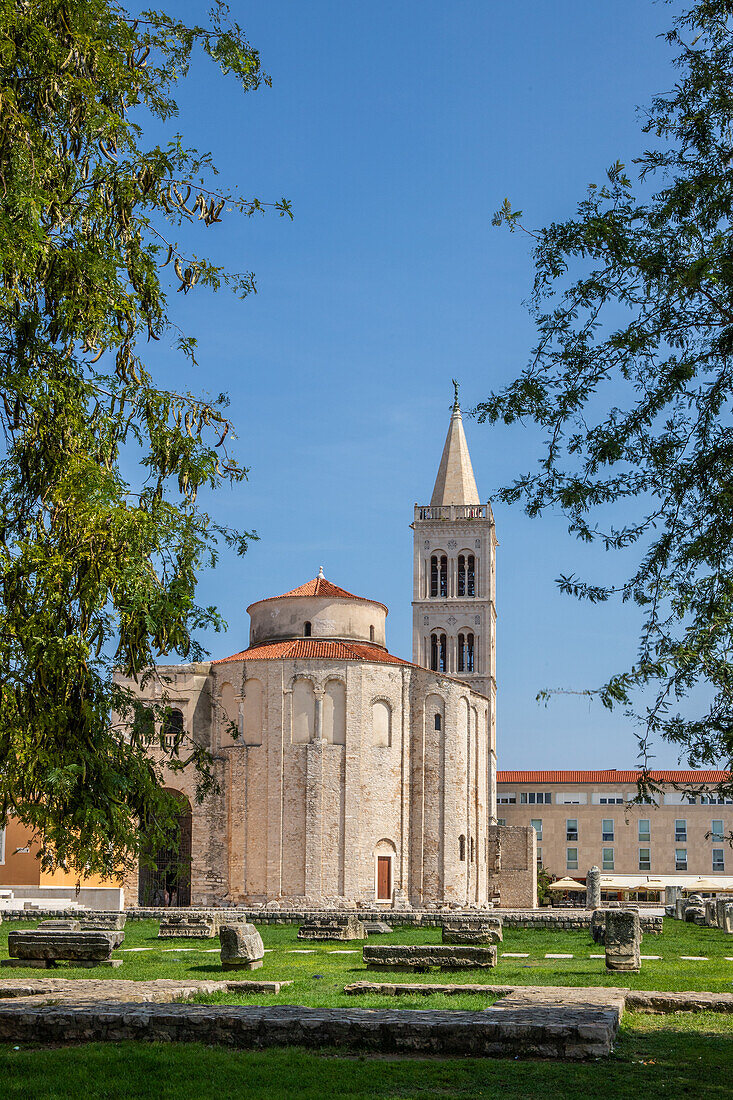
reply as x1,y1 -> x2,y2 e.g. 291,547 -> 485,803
482,0 -> 733,792
0,0 -> 291,875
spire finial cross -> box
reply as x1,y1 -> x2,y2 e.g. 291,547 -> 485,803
451,378 -> 460,409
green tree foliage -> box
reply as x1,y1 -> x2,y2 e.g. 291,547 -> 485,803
483,1 -> 733,790
0,0 -> 291,875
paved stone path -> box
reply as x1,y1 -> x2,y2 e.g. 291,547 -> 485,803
0,978 -> 292,1004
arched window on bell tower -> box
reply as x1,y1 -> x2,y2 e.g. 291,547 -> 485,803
458,632 -> 475,673
458,553 -> 476,597
430,554 -> 447,598
430,632 -> 447,672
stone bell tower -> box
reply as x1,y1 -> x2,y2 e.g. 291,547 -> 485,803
412,385 -> 497,707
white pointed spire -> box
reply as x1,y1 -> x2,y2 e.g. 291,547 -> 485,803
430,386 -> 480,506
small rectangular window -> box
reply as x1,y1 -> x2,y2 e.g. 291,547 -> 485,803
675,848 -> 687,871
537,847 -> 543,867
675,819 -> 687,842
602,847 -> 614,871
638,819 -> 651,842
497,795 -> 516,804
566,818 -> 578,842
497,818 -> 506,827
520,793 -> 527,804
711,819 -> 724,842
566,847 -> 578,870
530,818 -> 543,841
602,818 -> 614,842
639,848 -> 651,871
713,849 -> 725,872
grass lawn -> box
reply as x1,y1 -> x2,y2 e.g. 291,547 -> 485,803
1,918 -> 731,1004
0,1013 -> 732,1098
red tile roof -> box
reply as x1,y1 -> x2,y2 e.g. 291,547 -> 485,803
213,639 -> 411,666
497,769 -> 730,784
250,576 -> 387,613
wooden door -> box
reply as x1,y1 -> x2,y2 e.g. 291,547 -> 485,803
377,856 -> 392,901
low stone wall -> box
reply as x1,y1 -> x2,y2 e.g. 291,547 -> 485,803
0,999 -> 618,1060
0,906 -> 663,934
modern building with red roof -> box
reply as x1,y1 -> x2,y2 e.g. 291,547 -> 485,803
496,770 -> 733,889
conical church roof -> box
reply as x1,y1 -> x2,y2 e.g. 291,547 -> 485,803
249,571 -> 388,613
430,398 -> 481,506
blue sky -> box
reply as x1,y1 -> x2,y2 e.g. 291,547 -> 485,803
145,0 -> 688,769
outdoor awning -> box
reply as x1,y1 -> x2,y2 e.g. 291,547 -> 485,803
683,879 -> 731,893
546,877 -> 586,892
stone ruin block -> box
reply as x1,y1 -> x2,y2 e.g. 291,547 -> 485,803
158,914 -> 217,939
722,904 -> 733,935
705,900 -> 718,927
219,923 -> 265,971
675,897 -> 687,920
715,896 -> 733,929
4,929 -> 120,969
685,906 -> 706,925
363,944 -> 497,971
590,909 -> 609,945
362,921 -> 393,935
585,865 -> 601,911
604,909 -> 641,972
37,920 -> 81,932
297,915 -> 366,941
442,917 -> 503,945
80,914 -> 127,946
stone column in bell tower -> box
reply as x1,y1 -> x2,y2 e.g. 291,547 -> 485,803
411,386 -> 497,702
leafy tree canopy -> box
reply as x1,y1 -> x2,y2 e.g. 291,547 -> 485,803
0,0 -> 290,875
483,0 -> 733,794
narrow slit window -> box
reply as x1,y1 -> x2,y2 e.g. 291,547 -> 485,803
304,621 -> 312,637
459,835 -> 466,861
458,555 -> 466,597
434,713 -> 442,731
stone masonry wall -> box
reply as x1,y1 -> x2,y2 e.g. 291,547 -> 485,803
487,825 -> 537,908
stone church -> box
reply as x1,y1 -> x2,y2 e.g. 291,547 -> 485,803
118,397 -> 535,909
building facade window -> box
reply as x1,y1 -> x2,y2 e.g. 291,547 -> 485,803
713,849 -> 725,872
638,819 -> 651,842
520,792 -> 552,805
675,819 -> 687,842
566,847 -> 578,870
675,848 -> 688,871
162,707 -> 184,748
537,847 -> 543,867
711,819 -> 724,841
497,818 -> 506,827
530,819 -> 543,841
602,848 -> 614,871
639,848 -> 651,871
566,818 -> 578,842
602,819 -> 614,842
303,621 -> 312,637
599,796 -> 624,804
430,555 -> 448,598
497,794 -> 516,804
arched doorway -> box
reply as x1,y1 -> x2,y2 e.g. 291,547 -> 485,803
138,790 -> 192,907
